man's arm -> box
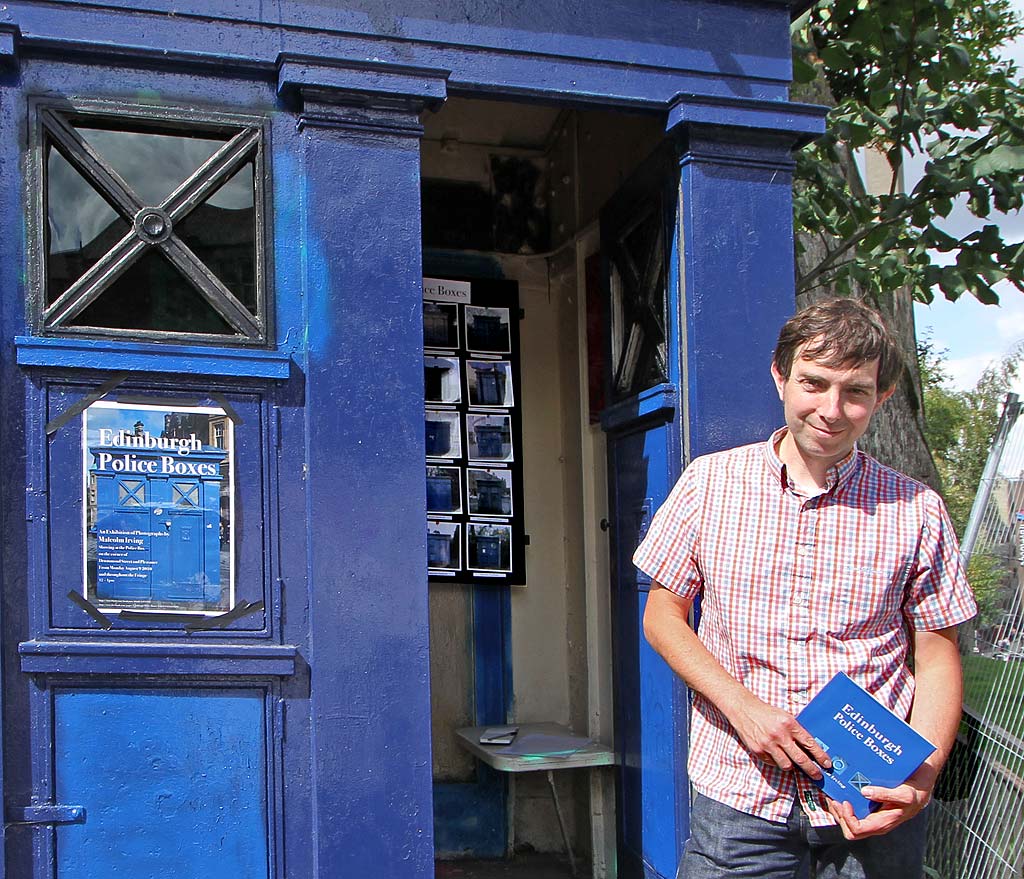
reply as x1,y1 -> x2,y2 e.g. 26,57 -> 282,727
643,583 -> 829,778
826,625 -> 963,839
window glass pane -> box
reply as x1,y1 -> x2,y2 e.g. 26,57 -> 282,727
76,126 -> 228,206
72,248 -> 232,335
175,163 -> 257,312
173,483 -> 200,507
40,109 -> 264,340
46,144 -> 130,304
118,480 -> 145,506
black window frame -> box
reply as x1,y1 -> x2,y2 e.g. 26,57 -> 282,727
28,97 -> 272,347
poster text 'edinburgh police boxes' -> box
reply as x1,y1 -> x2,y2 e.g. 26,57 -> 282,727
83,401 -> 234,612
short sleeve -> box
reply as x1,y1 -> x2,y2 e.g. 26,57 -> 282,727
632,457 -> 708,600
904,491 -> 978,630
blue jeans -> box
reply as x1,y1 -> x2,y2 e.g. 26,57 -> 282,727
678,793 -> 928,879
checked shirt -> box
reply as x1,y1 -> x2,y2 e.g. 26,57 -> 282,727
633,429 -> 977,827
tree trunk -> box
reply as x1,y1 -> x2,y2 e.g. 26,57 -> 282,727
792,79 -> 941,491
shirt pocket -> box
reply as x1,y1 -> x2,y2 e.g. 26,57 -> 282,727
816,556 -> 908,638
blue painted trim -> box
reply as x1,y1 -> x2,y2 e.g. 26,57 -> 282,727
19,640 -> 298,675
0,24 -> 17,64
14,336 -> 293,379
423,251 -> 506,281
667,94 -> 827,145
600,383 -> 677,432
432,776 -> 507,858
5,3 -> 795,106
472,576 -> 513,724
277,56 -> 448,108
665,175 -> 692,861
460,583 -> 511,855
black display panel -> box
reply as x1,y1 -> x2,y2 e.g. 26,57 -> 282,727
423,276 -> 526,585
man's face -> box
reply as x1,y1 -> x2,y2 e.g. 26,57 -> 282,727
771,343 -> 894,469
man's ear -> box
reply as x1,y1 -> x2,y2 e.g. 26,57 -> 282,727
875,385 -> 897,410
770,361 -> 786,400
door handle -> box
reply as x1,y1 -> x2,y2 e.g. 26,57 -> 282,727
7,804 -> 86,825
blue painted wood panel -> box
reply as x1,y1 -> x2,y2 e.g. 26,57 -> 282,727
297,94 -> 435,877
607,416 -> 687,879
53,687 -> 269,879
6,0 -> 796,106
678,130 -> 808,457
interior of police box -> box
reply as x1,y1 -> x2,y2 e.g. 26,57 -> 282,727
420,95 -> 665,870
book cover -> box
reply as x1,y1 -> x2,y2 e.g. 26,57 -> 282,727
796,672 -> 936,819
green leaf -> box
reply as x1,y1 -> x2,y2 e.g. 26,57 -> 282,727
923,224 -> 959,250
973,282 -> 1000,305
820,43 -> 855,70
944,42 -> 972,75
972,145 -> 1024,176
792,55 -> 819,84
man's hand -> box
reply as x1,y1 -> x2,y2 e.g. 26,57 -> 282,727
728,692 -> 831,780
824,762 -> 937,840
643,585 -> 831,780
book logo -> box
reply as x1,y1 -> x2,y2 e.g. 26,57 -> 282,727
849,772 -> 872,792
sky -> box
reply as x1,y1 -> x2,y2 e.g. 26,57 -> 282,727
911,1 -> 1024,391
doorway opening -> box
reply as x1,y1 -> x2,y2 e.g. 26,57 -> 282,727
421,95 -> 674,878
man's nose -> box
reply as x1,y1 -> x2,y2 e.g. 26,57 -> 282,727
818,389 -> 842,421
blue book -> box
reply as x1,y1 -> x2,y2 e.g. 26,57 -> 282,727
796,672 -> 936,819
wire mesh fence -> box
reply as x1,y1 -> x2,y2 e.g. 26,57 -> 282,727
926,395 -> 1024,879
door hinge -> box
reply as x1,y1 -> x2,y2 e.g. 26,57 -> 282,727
7,804 -> 86,826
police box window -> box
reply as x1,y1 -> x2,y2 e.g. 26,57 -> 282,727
34,102 -> 268,344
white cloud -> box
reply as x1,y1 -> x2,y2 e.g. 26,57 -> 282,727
996,308 -> 1024,345
946,352 -> 1003,390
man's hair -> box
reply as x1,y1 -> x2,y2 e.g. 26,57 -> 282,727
772,299 -> 904,392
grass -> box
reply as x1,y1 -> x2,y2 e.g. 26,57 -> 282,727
962,653 -> 1024,742
924,656 -> 1024,879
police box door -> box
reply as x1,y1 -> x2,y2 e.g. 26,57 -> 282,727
601,146 -> 690,879
1,94 -> 299,879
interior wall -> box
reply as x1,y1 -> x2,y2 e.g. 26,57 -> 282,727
429,583 -> 476,781
506,252 -> 579,852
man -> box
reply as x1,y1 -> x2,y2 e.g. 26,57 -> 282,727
634,299 -> 977,879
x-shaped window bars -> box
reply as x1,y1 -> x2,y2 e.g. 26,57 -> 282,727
41,109 -> 262,340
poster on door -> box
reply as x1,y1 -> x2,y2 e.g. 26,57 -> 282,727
82,400 -> 234,613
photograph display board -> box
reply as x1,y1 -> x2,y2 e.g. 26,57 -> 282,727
423,276 -> 525,585
83,400 -> 234,613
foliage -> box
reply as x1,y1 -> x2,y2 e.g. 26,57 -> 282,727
793,0 -> 1024,306
966,551 -> 1012,628
917,333 -> 1020,534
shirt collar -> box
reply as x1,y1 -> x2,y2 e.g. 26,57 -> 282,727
764,427 -> 861,495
